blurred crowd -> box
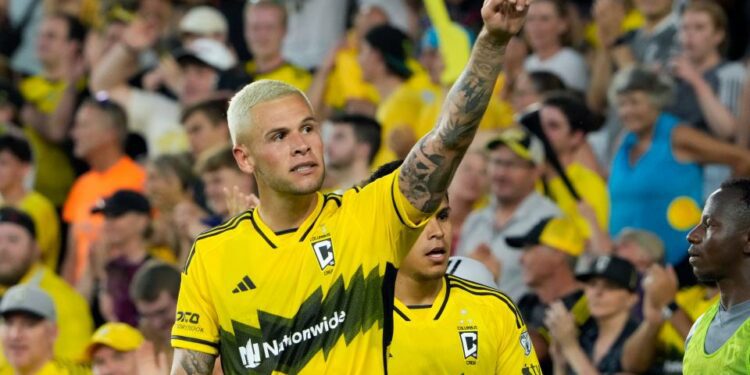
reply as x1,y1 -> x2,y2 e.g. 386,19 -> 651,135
0,0 -> 749,373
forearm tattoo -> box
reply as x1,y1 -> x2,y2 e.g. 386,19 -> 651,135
173,349 -> 216,375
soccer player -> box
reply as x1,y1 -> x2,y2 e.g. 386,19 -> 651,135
375,163 -> 541,374
683,179 -> 750,373
169,1 -> 531,373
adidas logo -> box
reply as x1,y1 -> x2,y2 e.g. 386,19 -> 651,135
232,275 -> 256,294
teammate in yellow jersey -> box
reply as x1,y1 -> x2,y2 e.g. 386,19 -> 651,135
367,161 -> 542,374
170,1 -> 531,373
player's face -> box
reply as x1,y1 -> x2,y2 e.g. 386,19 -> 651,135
616,91 -> 660,135
325,124 -> 358,170
520,245 -> 563,287
401,201 -> 452,281
91,346 -> 138,375
135,291 -> 177,344
687,188 -> 747,283
0,313 -> 56,370
239,95 -> 324,196
680,11 -> 723,61
540,105 -> 578,155
487,147 -> 538,203
584,278 -> 636,320
0,224 -> 35,285
448,153 -> 488,204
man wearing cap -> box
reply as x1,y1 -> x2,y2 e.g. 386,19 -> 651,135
359,24 -> 439,165
545,255 -> 640,374
0,207 -> 93,366
93,190 -> 154,327
507,216 -> 591,374
243,0 -> 311,91
88,323 -> 144,375
456,127 -> 561,301
0,284 -> 89,374
178,6 -> 229,46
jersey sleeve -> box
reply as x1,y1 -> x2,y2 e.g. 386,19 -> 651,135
345,168 -> 431,265
171,244 -> 221,355
495,300 -> 542,374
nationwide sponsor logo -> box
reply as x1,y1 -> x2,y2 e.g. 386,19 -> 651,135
238,311 -> 347,369
459,331 -> 479,359
520,330 -> 532,356
312,239 -> 335,271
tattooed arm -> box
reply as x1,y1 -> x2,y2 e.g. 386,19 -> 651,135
398,0 -> 529,214
171,349 -> 216,375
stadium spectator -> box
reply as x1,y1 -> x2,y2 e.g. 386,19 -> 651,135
546,255 -> 639,374
509,216 -> 589,374
179,98 -> 231,161
446,151 -> 488,251
456,128 -> 561,301
323,114 -> 381,191
88,323 -> 144,375
0,207 -> 93,363
0,135 -> 59,271
608,66 -> 750,285
243,0 -> 311,91
507,70 -> 566,115
523,0 -> 588,92
19,13 -> 86,207
0,284 -> 89,374
62,98 -> 146,288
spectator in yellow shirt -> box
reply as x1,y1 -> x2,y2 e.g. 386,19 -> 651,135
0,208 -> 93,365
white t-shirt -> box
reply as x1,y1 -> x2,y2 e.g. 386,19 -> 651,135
524,47 -> 589,92
127,89 -> 188,157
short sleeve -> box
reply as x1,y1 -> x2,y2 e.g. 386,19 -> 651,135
171,245 -> 220,355
495,301 -> 542,374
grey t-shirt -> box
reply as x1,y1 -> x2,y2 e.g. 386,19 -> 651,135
686,299 -> 750,354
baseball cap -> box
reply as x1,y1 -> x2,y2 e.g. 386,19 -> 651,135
86,323 -> 144,359
174,38 -> 236,72
486,127 -> 545,165
91,190 -> 151,218
0,207 -> 36,238
364,25 -> 413,78
576,255 -> 638,292
445,256 -> 497,289
179,6 -> 228,36
0,284 -> 56,322
505,217 -> 585,257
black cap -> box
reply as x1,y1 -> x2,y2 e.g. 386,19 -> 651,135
576,255 -> 638,292
0,207 -> 35,238
364,25 -> 413,79
91,190 -> 151,218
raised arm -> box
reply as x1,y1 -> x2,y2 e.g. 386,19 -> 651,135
171,349 -> 217,375
398,0 -> 528,214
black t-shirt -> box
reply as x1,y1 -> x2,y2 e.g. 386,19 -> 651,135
578,318 -> 639,374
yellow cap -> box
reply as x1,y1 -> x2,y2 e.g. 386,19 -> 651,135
86,323 -> 144,359
506,217 -> 585,257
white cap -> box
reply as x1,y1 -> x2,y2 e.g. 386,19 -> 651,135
176,38 -> 236,71
179,6 -> 228,36
446,256 -> 498,289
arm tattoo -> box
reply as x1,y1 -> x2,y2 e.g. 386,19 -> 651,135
172,349 -> 216,375
400,34 -> 508,213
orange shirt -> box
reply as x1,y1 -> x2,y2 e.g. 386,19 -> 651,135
62,156 -> 146,282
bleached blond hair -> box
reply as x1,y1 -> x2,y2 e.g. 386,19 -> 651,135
227,80 -> 311,146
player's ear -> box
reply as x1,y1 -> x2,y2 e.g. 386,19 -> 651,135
233,144 -> 255,175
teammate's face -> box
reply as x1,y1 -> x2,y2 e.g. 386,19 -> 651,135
487,146 -> 539,203
687,188 -> 749,283
0,224 -> 35,286
325,124 -> 358,170
448,153 -> 488,204
183,112 -> 229,157
540,105 -> 580,155
135,291 -> 177,344
400,201 -> 451,281
235,95 -> 324,197
584,278 -> 636,319
520,245 -> 564,287
615,91 -> 660,135
680,11 -> 723,62
0,313 -> 56,371
91,346 -> 138,375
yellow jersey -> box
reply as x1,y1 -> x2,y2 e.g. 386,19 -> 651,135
0,359 -> 90,375
172,170 -> 428,374
541,163 -> 609,238
389,275 -> 542,374
14,191 -> 61,271
246,61 -> 312,92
